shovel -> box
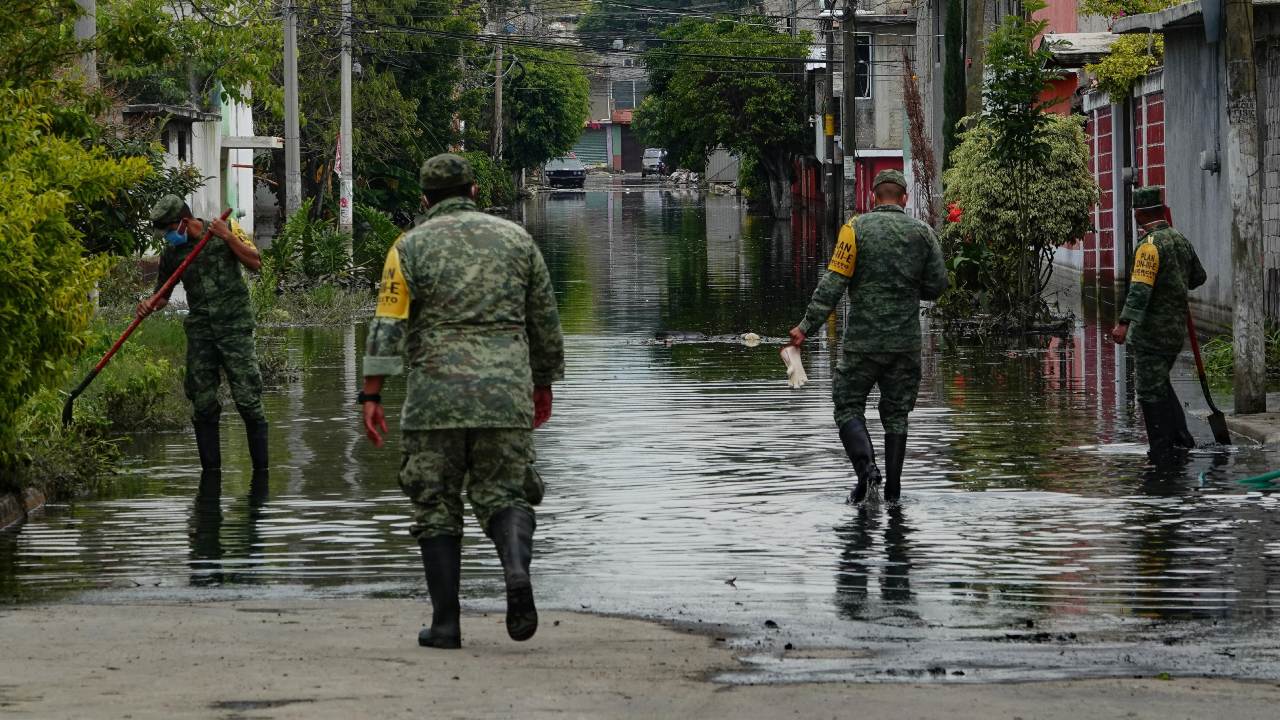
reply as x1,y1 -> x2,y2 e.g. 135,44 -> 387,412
62,208 -> 233,427
1185,310 -> 1231,445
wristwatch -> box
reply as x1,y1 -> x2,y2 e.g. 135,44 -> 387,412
356,391 -> 382,405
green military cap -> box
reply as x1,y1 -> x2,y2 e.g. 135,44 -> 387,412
872,168 -> 907,191
149,194 -> 187,227
419,153 -> 475,190
1133,185 -> 1164,210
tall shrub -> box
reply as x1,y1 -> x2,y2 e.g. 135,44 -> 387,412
0,87 -> 150,471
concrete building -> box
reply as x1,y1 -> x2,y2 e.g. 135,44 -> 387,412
1051,0 -> 1280,329
122,94 -> 279,240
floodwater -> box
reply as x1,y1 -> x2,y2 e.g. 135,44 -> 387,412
4,178 -> 1280,683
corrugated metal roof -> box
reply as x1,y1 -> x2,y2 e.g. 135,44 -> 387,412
1040,32 -> 1119,68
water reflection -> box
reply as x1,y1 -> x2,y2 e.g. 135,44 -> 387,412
3,189 -> 1280,676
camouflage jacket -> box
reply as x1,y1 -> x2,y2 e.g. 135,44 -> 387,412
362,196 -> 565,430
797,205 -> 947,354
1119,221 -> 1207,355
157,219 -> 255,339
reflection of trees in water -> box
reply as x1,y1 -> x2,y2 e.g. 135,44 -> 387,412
834,505 -> 915,620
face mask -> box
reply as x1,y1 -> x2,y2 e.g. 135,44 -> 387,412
164,229 -> 188,246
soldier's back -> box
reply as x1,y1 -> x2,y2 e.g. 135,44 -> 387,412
843,206 -> 941,354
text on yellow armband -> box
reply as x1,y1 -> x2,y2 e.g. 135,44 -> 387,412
827,221 -> 857,277
376,244 -> 411,319
1131,240 -> 1159,286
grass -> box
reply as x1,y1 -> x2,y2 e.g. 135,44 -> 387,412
1201,324 -> 1280,383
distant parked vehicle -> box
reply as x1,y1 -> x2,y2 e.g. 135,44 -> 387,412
641,148 -> 667,177
543,155 -> 586,189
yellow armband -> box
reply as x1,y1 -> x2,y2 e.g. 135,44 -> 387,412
376,243 -> 411,319
1131,240 -> 1159,286
827,220 -> 857,277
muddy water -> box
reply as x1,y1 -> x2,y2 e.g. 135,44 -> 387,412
4,183 -> 1280,681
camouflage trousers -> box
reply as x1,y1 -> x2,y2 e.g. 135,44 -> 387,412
185,330 -> 266,425
399,429 -> 536,538
1133,350 -> 1180,404
833,352 -> 922,435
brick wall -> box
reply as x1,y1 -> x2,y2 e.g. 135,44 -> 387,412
1132,91 -> 1166,188
1084,105 -> 1116,278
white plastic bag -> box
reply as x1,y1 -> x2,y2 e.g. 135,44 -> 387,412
779,346 -> 808,389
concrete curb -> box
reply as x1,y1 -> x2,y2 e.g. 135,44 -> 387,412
1223,412 -> 1280,446
0,487 -> 47,531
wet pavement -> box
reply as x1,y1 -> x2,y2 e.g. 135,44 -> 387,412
4,183 -> 1280,682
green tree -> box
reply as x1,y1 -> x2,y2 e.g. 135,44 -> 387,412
578,0 -> 752,46
503,48 -> 591,174
943,0 -> 966,168
939,116 -> 1097,324
937,1 -> 1097,328
98,0 -> 282,112
0,86 -> 151,473
636,18 -> 809,217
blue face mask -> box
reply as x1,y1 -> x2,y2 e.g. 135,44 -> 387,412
164,228 -> 188,246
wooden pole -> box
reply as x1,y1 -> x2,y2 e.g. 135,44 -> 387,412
1223,0 -> 1266,413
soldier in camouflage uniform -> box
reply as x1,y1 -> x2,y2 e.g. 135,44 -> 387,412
788,169 -> 947,504
138,195 -> 269,474
359,153 -> 565,650
1111,185 -> 1207,461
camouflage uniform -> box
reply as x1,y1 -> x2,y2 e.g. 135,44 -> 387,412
1119,219 -> 1207,404
797,183 -> 948,434
1118,186 -> 1207,458
151,197 -> 265,428
362,160 -> 565,539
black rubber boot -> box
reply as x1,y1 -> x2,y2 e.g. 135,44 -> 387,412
193,418 -> 221,471
488,507 -> 538,641
883,433 -> 907,503
249,469 -> 270,507
1162,384 -> 1196,449
839,419 -> 881,504
1140,400 -> 1177,464
243,417 -> 270,472
417,535 -> 462,649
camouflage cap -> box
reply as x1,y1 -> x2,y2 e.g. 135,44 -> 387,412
872,169 -> 907,191
149,194 -> 187,227
419,153 -> 475,191
1133,185 -> 1164,210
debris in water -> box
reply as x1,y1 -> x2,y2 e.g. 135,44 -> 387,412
724,577 -> 737,587
764,619 -> 778,629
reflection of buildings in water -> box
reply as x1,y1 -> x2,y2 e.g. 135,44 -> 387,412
833,505 -> 914,620
704,197 -> 748,290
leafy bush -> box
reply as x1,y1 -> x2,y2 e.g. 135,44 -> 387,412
0,85 -> 151,475
938,115 -> 1097,326
354,204 -> 403,283
463,151 -> 516,209
264,199 -> 357,288
1087,35 -> 1164,100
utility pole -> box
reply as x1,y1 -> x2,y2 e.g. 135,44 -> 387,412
964,0 -> 986,116
823,4 -> 837,234
1224,0 -> 1266,413
74,0 -> 98,89
493,39 -> 504,161
339,0 -> 354,236
283,0 -> 302,217
790,0 -> 798,37
842,1 -> 856,216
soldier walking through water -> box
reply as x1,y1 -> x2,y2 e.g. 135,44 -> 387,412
1111,185 -> 1207,462
788,170 -> 947,504
137,195 -> 269,474
359,154 -> 565,649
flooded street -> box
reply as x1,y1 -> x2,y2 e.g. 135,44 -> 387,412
5,182 -> 1280,682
